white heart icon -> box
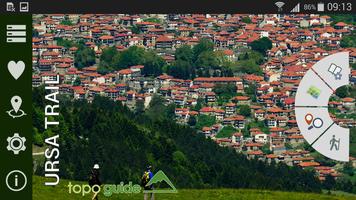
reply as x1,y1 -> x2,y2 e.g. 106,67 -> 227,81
8,61 -> 25,80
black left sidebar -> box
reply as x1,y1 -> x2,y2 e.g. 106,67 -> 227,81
0,13 -> 32,200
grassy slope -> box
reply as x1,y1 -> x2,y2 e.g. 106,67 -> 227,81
33,176 -> 356,200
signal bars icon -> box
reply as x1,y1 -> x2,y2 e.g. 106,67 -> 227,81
290,3 -> 300,13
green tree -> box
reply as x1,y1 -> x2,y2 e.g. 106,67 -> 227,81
56,38 -> 75,49
241,16 -> 252,24
188,116 -> 197,126
73,77 -> 81,86
249,37 -> 272,56
213,84 -> 237,101
340,33 -> 356,48
32,28 -> 39,37
195,115 -> 216,130
143,17 -> 161,24
261,144 -> 272,154
236,59 -> 263,75
142,50 -> 165,77
193,38 -> 214,63
60,19 -> 73,26
216,126 -> 237,138
175,44 -> 193,63
323,174 -> 336,193
130,25 -> 141,34
168,60 -> 193,79
135,100 -> 145,114
74,47 -> 95,69
342,162 -> 355,176
113,46 -> 145,69
335,86 -> 349,98
33,128 -> 44,146
195,51 -> 219,69
100,46 -> 118,69
239,105 -> 251,117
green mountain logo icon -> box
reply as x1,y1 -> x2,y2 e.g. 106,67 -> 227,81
144,170 -> 177,193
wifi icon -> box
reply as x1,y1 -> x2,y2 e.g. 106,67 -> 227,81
275,1 -> 285,12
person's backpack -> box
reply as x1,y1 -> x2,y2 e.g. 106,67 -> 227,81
89,174 -> 95,186
141,171 -> 150,187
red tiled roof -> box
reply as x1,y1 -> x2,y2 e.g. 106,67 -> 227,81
194,77 -> 242,82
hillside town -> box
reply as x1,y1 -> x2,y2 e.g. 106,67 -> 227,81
32,14 -> 356,181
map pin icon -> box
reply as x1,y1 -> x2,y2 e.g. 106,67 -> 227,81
305,113 -> 313,125
11,96 -> 22,113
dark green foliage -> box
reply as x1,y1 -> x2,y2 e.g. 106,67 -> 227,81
216,126 -> 237,138
335,177 -> 354,193
247,120 -> 270,135
213,84 -> 237,104
335,86 -> 349,98
323,174 -> 336,192
245,83 -> 257,102
56,38 -> 76,49
340,31 -> 356,48
342,162 -> 355,177
114,46 -> 145,69
195,51 -> 219,68
192,38 -> 214,63
141,50 -> 165,77
74,46 -> 96,69
99,46 -> 118,69
33,28 -> 39,37
32,87 -> 322,192
350,128 -> 356,158
168,45 -> 195,79
73,77 -> 81,86
261,144 -> 272,154
195,115 -> 216,130
168,60 -> 193,80
241,17 -> 252,24
188,116 -> 197,126
130,25 -> 141,34
60,20 -> 73,26
98,46 -> 165,76
239,105 -> 251,117
330,14 -> 356,25
143,17 -> 161,24
249,37 -> 272,56
175,45 -> 193,63
235,50 -> 264,75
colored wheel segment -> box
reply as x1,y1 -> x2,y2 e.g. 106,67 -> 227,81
295,69 -> 333,107
312,124 -> 349,162
295,107 -> 334,145
311,52 -> 350,91
296,52 -> 350,162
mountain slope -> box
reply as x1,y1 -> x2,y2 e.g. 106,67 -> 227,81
32,88 -> 322,192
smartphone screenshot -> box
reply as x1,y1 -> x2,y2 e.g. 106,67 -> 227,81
0,0 -> 355,199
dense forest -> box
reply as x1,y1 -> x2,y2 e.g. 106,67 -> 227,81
32,87 -> 323,192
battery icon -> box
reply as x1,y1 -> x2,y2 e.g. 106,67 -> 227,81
317,2 -> 325,11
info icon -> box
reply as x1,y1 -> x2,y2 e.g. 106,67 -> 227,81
6,170 -> 27,192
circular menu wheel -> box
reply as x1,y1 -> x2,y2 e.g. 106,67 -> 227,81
295,52 -> 350,162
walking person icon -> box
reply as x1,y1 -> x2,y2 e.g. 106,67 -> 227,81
330,135 -> 340,151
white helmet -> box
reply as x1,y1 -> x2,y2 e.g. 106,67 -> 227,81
93,164 -> 100,169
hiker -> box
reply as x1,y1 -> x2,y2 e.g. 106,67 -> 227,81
89,164 -> 102,200
330,135 -> 340,151
142,165 -> 154,200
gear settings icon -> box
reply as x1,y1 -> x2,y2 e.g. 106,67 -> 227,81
7,133 -> 26,155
